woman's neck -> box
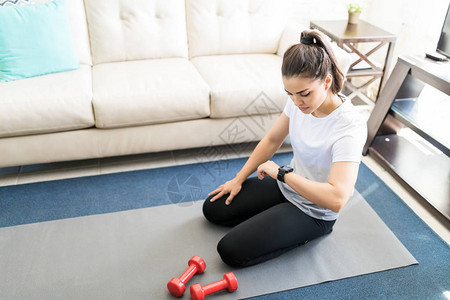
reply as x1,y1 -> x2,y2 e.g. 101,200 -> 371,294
312,93 -> 342,118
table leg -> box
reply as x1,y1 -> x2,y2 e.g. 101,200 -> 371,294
363,61 -> 410,154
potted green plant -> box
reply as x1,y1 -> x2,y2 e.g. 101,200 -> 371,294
347,2 -> 362,24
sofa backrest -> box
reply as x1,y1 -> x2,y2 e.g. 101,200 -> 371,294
84,0 -> 188,65
186,0 -> 286,58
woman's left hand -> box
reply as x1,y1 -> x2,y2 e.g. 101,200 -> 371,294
257,160 -> 279,180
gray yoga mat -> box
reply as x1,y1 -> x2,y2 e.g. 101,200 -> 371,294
0,191 -> 417,299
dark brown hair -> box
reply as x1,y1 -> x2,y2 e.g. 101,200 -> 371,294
281,29 -> 344,94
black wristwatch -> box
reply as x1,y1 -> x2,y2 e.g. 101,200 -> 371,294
277,165 -> 293,183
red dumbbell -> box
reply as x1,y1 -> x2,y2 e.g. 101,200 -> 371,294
167,256 -> 206,297
190,272 -> 238,300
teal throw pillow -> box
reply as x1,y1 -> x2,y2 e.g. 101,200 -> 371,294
0,0 -> 79,82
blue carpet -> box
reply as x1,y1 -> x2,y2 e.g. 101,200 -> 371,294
1,152 -> 449,299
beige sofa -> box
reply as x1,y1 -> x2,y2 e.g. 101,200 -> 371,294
0,0 -> 351,168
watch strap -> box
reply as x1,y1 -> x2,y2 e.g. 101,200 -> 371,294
277,165 -> 293,183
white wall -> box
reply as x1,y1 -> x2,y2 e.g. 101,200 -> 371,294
284,0 -> 450,71
284,0 -> 350,25
363,0 -> 449,60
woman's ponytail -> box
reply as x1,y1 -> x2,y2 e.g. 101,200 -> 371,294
282,29 -> 344,94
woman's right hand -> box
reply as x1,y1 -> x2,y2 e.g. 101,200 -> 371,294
208,177 -> 243,205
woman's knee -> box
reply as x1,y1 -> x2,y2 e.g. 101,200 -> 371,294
202,194 -> 236,226
202,195 -> 220,224
217,234 -> 247,268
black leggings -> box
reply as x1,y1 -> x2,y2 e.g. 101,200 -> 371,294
203,176 -> 335,268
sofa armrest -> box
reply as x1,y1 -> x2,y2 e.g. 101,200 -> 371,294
277,22 -> 352,76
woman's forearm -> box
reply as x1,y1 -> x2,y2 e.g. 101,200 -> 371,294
283,172 -> 347,213
235,136 -> 283,183
254,160 -> 358,213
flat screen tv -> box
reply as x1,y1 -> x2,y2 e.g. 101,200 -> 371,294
436,3 -> 450,59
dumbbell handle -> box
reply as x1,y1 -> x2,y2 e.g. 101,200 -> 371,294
179,265 -> 198,284
201,278 -> 229,295
168,256 -> 206,297
190,272 -> 237,300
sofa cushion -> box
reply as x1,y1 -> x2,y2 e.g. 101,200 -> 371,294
0,65 -> 94,138
191,54 -> 286,119
92,58 -> 210,129
84,0 -> 188,65
186,0 -> 286,58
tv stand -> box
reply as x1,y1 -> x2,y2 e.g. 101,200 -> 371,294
364,55 -> 450,220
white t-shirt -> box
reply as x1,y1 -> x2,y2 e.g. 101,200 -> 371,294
277,94 -> 367,221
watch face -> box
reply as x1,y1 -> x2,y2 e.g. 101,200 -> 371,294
278,166 -> 293,182
282,166 -> 293,172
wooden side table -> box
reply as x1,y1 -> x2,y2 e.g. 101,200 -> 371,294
310,20 -> 396,104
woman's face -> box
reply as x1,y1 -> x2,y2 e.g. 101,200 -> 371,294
282,75 -> 331,117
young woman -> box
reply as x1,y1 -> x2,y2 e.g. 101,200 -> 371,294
202,29 -> 367,268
